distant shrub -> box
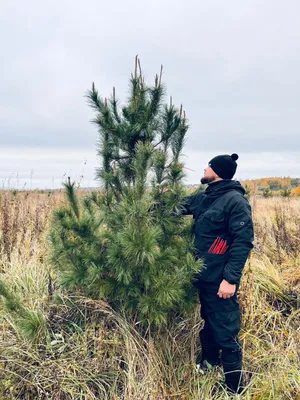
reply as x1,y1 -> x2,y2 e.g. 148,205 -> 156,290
280,188 -> 291,198
263,187 -> 273,198
244,184 -> 251,200
291,178 -> 300,188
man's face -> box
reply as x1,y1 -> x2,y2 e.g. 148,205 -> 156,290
200,166 -> 220,184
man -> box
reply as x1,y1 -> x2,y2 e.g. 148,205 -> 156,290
182,153 -> 254,394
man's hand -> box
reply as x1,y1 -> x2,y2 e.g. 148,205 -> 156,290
217,279 -> 236,299
156,184 -> 169,193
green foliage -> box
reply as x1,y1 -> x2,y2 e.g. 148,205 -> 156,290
291,178 -> 300,188
244,184 -> 251,200
50,58 -> 201,327
263,187 -> 273,198
280,188 -> 291,198
0,278 -> 48,342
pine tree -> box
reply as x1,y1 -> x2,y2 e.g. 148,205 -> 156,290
50,57 -> 201,326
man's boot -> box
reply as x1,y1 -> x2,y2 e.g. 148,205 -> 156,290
196,328 -> 221,371
222,350 -> 244,394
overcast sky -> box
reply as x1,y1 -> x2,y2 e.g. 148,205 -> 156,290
1,0 -> 299,189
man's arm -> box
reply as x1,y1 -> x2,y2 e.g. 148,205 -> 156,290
222,199 -> 254,285
180,191 -> 201,216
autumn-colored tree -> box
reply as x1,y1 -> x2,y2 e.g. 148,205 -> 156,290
242,177 -> 292,190
291,185 -> 300,196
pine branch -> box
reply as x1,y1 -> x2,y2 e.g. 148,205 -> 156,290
146,85 -> 165,124
171,116 -> 189,162
110,86 -> 121,124
0,279 -> 48,342
85,82 -> 105,112
64,178 -> 80,219
159,105 -> 181,153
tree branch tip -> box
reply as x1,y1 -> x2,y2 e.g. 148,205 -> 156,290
159,65 -> 163,85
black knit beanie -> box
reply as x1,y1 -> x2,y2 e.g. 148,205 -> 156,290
208,153 -> 239,179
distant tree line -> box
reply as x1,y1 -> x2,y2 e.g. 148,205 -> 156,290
241,177 -> 300,198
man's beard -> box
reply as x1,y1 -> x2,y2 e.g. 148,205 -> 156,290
201,176 -> 217,184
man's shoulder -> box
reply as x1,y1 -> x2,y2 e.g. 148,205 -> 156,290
187,189 -> 206,200
220,189 -> 243,202
223,190 -> 251,211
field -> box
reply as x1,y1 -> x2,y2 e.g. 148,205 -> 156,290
0,190 -> 299,399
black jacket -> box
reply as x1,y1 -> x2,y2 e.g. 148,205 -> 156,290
182,180 -> 254,285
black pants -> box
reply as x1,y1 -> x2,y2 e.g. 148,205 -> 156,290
198,281 -> 243,392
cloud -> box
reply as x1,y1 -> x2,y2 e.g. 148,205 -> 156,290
0,0 -> 300,184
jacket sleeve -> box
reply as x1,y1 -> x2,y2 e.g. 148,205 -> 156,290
180,192 -> 201,216
223,199 -> 254,285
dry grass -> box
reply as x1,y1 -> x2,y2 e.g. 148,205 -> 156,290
0,191 -> 299,399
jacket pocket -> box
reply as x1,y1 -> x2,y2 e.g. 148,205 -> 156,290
207,237 -> 229,254
212,310 -> 241,340
203,209 -> 225,222
214,309 -> 240,323
202,209 -> 226,234
199,253 -> 227,282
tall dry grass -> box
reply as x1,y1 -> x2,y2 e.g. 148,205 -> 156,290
0,191 -> 299,399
